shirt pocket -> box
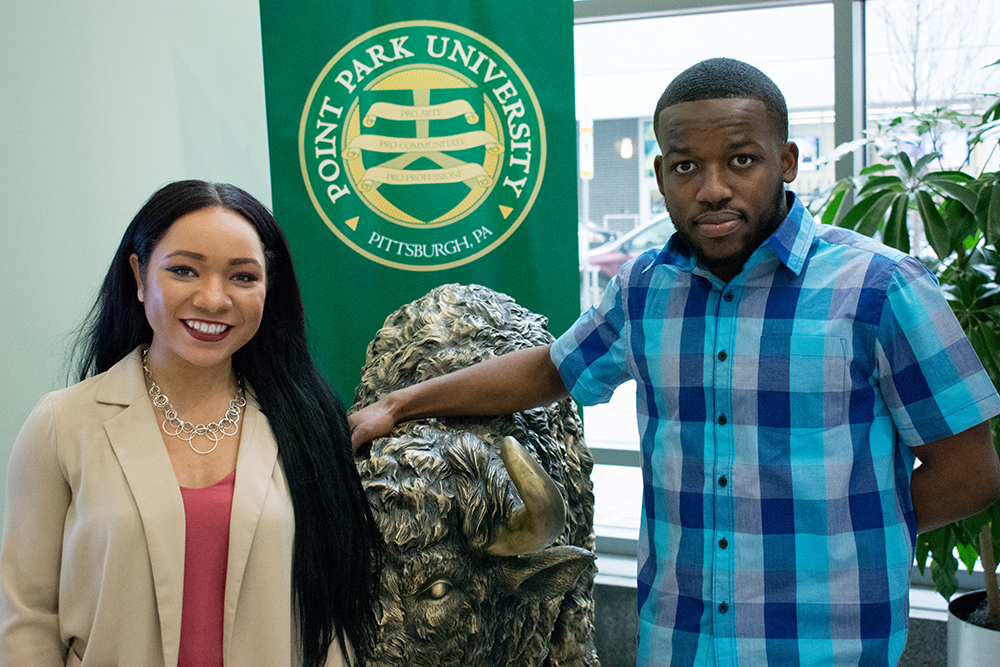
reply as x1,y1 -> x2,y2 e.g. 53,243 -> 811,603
754,335 -> 847,432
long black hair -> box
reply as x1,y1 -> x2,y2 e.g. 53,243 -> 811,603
73,180 -> 380,666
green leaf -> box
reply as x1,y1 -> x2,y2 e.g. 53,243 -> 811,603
986,504 -> 1000,562
858,175 -> 904,197
982,90 -> 1000,123
960,509 -> 992,547
967,322 -> 1000,390
856,192 -> 897,237
820,189 -> 847,227
820,137 -> 870,166
931,564 -> 960,601
930,180 -> 979,213
923,524 -> 961,601
924,524 -> 954,562
975,182 -> 1000,245
941,197 -> 979,249
990,184 -> 1000,247
967,119 -> 1000,148
838,192 -> 884,231
896,152 -> 915,178
924,170 -> 977,184
917,190 -> 950,259
982,287 -> 1000,302
957,541 -> 980,573
882,194 -> 910,253
860,163 -> 896,176
911,152 -> 941,176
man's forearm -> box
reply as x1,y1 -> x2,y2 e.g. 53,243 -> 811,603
911,421 -> 1000,534
388,344 -> 568,420
350,344 -> 569,449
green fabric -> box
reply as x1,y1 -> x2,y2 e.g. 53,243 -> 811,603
259,0 -> 579,403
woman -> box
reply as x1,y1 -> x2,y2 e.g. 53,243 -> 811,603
0,181 -> 381,666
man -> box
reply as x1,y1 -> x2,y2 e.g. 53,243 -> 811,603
350,58 -> 1000,666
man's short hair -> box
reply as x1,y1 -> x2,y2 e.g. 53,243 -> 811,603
653,57 -> 789,143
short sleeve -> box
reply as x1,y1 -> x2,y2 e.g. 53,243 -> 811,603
875,256 -> 1000,446
0,394 -> 71,666
551,272 -> 632,405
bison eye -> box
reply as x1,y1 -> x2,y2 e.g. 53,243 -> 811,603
422,580 -> 452,600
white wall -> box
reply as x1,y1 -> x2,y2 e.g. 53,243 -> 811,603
0,1 -> 270,522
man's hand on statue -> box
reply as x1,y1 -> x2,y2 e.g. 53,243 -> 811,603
349,400 -> 397,455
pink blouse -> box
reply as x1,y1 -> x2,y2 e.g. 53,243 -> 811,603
178,470 -> 236,667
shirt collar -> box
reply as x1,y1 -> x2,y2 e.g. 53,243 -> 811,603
647,191 -> 815,277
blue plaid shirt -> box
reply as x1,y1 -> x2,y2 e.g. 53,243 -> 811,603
552,194 -> 1000,667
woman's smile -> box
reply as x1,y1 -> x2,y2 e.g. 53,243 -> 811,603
184,319 -> 233,341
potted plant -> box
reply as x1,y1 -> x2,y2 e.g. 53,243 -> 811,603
811,62 -> 1000,660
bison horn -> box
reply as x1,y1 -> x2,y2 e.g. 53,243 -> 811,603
487,436 -> 567,557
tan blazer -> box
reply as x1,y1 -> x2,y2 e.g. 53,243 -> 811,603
0,349 -> 349,666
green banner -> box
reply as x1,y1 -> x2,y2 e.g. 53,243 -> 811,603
259,1 -> 579,403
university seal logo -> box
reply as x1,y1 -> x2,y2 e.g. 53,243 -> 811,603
299,20 -> 546,271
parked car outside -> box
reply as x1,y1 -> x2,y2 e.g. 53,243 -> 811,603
586,213 -> 675,286
581,224 -> 616,249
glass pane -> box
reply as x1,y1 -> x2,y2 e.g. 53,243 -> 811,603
583,380 -> 641,541
865,0 -> 1000,257
866,0 -> 1000,114
583,379 -> 639,451
592,463 -> 642,536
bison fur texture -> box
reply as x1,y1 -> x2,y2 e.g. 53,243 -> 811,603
353,284 -> 599,667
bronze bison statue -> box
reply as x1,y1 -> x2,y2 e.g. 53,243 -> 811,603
353,283 -> 599,667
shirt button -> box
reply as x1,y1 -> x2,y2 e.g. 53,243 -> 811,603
717,350 -> 727,361
719,538 -> 728,549
719,602 -> 729,613
718,476 -> 728,487
717,414 -> 727,425
724,291 -> 734,302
